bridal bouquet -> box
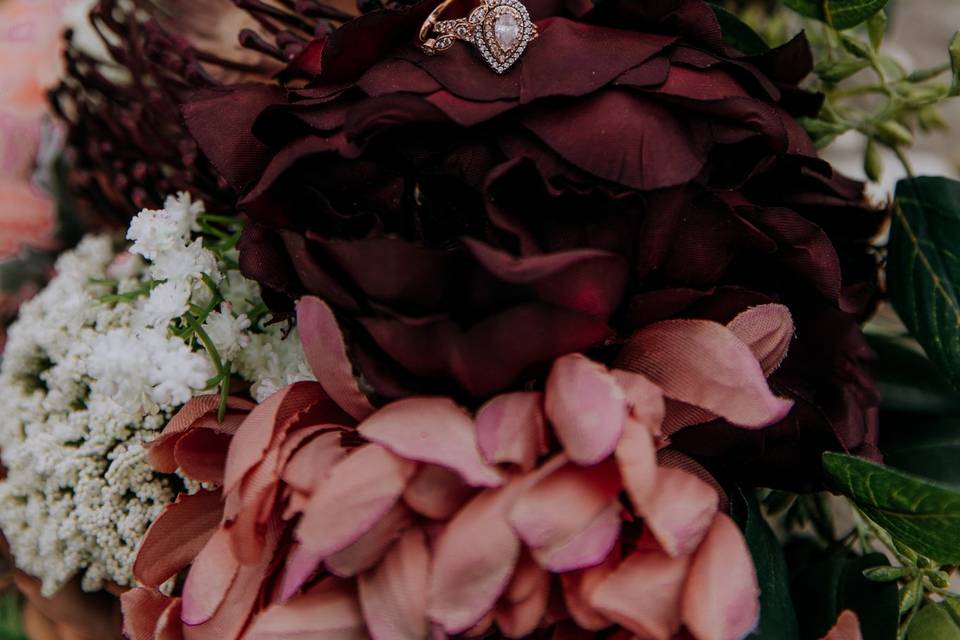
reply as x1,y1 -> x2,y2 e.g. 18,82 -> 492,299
1,0 -> 960,638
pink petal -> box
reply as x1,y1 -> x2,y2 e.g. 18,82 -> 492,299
224,382 -> 332,494
726,303 -> 794,376
174,429 -> 233,484
181,528 -> 240,625
611,370 -> 665,437
495,552 -> 551,638
545,354 -> 626,466
298,296 -> 376,421
358,398 -> 503,488
358,528 -> 431,640
148,396 -> 253,472
403,464 -> 475,520
296,444 -> 416,557
560,547 -> 618,631
615,319 -> 793,428
682,512 -> 760,640
427,481 -> 523,634
821,610 -> 863,640
590,548 -> 691,640
282,432 -> 347,495
508,461 -> 622,572
326,502 -> 414,578
245,578 -> 368,639
122,589 -> 179,640
614,414 -> 659,517
155,597 -> 184,640
475,392 -> 547,472
133,489 -> 223,588
642,466 -> 719,557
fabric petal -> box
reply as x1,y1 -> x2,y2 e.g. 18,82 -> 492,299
296,444 -> 416,557
358,528 -> 430,640
615,319 -> 793,428
508,461 -> 621,572
560,547 -> 618,631
614,418 -> 659,520
122,589 -> 178,640
133,489 -> 223,588
245,578 -> 367,640
682,512 -> 760,640
298,296 -> 376,421
820,610 -> 863,640
642,466 -> 719,557
545,354 -> 626,466
494,552 -> 551,638
726,303 -> 794,376
403,464 -> 475,520
475,392 -> 547,472
326,502 -> 414,579
181,528 -> 240,626
590,548 -> 690,640
358,398 -> 503,488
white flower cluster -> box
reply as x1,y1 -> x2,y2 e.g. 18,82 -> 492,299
0,194 -> 314,596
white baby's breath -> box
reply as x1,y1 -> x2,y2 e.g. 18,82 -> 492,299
0,194 -> 315,595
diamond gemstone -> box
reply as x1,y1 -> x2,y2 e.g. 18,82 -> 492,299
494,13 -> 520,51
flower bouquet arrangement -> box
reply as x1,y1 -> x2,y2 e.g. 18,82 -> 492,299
1,0 -> 960,638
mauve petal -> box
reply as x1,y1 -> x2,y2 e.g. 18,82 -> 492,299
614,416 -> 659,518
296,444 -> 416,557
133,489 -> 223,588
681,513 -> 760,640
615,319 -> 793,428
726,303 -> 794,376
508,460 -> 621,572
611,370 -> 665,437
156,598 -> 184,640
589,549 -> 691,640
245,578 -> 367,640
181,529 -> 240,626
183,519 -> 282,640
403,464 -> 475,520
427,477 -> 530,634
559,547 -> 618,631
642,466 -> 719,557
326,502 -> 414,578
545,354 -> 625,466
475,392 -> 547,472
122,589 -> 177,640
280,544 -> 327,604
148,396 -> 253,473
495,552 -> 550,638
358,528 -> 430,640
358,398 -> 503,488
282,432 -> 346,496
174,429 -> 233,484
297,296 -> 375,421
224,382 -> 335,495
521,91 -> 707,190
820,611 -> 863,640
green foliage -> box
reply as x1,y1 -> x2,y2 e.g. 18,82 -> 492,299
888,177 -> 960,392
731,488 -> 800,640
823,452 -> 960,564
0,593 -> 26,640
908,601 -> 960,640
782,0 -> 889,29
708,3 -> 771,54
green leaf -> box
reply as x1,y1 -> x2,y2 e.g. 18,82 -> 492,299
707,4 -> 770,55
868,335 -> 960,415
783,0 -> 891,30
888,177 -> 960,391
789,548 -> 899,640
730,488 -> 800,640
823,452 -> 960,563
908,602 -> 960,640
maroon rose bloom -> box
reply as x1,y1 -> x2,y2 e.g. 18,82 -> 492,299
182,0 -> 885,488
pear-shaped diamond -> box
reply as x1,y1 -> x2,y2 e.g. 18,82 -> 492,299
494,12 -> 520,51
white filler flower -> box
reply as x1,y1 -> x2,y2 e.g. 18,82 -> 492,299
0,194 -> 314,595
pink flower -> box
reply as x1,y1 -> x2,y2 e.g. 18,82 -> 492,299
0,0 -> 74,259
122,302 -> 796,639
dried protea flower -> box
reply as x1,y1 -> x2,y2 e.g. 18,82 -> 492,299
48,0 -> 358,227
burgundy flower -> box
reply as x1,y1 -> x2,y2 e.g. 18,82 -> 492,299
181,0 -> 885,486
